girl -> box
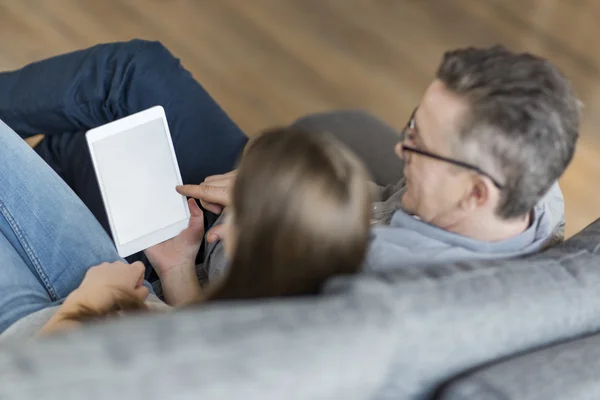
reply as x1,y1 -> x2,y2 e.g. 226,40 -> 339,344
35,128 -> 372,334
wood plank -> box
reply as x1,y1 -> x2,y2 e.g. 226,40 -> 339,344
1,0 -> 599,237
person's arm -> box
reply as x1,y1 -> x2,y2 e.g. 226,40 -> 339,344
38,292 -> 86,335
39,261 -> 149,336
39,288 -> 99,335
144,198 -> 206,307
155,263 -> 203,307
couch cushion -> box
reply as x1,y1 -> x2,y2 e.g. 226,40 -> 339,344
2,219 -> 600,400
291,109 -> 404,186
436,332 -> 600,400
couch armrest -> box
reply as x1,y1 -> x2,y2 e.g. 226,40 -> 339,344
436,332 -> 600,400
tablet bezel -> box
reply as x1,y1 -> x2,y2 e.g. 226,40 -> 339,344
86,105 -> 190,257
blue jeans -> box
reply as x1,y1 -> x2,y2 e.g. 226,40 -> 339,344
0,40 -> 247,333
0,120 -> 127,333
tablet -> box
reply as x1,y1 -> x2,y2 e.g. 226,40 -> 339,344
86,106 -> 190,257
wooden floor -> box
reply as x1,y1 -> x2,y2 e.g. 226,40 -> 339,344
1,0 -> 600,237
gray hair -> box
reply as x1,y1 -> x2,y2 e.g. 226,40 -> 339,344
437,45 -> 580,219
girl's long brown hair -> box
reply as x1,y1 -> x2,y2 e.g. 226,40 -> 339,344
208,127 -> 372,300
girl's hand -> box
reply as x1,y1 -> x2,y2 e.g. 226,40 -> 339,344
144,198 -> 205,277
71,261 -> 149,313
40,261 -> 148,336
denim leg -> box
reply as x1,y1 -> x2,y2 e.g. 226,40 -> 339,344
0,39 -> 247,233
0,40 -> 246,272
0,231 -> 53,334
0,120 -> 128,333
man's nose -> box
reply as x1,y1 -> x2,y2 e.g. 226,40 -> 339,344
395,142 -> 410,163
395,142 -> 404,158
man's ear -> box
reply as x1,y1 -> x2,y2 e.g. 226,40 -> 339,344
460,178 -> 489,211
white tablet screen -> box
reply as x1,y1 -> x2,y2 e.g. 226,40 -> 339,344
92,119 -> 187,245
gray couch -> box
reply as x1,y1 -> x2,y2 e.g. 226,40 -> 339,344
1,111 -> 599,400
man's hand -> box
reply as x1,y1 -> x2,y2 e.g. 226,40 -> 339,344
144,198 -> 205,277
176,170 -> 237,214
176,170 -> 236,244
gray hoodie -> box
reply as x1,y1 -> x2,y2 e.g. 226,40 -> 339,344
365,180 -> 565,272
200,180 -> 565,281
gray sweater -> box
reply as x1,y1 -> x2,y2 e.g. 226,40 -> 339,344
201,179 -> 565,280
365,179 -> 564,271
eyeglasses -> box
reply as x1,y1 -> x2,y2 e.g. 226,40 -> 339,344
400,108 -> 505,190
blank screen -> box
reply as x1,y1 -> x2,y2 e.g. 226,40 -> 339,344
93,119 -> 187,245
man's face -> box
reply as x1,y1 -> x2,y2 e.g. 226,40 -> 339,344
397,80 -> 474,226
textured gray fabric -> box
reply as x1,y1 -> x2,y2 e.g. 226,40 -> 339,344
0,293 -> 396,400
0,306 -> 57,343
2,220 -> 600,399
437,333 -> 600,400
201,211 -> 228,280
366,181 -> 564,272
0,294 -> 168,343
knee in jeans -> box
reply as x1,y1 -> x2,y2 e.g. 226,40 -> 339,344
121,39 -> 179,70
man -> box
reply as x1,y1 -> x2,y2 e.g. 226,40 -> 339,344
1,41 -> 579,280
178,45 -> 579,274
